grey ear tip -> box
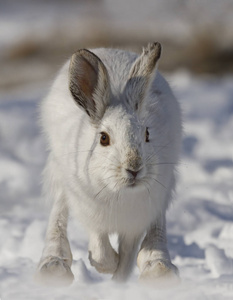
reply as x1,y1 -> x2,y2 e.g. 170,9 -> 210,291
71,48 -> 105,71
152,42 -> 162,56
71,48 -> 97,62
70,49 -> 88,65
154,41 -> 162,50
71,48 -> 87,58
143,42 -> 162,58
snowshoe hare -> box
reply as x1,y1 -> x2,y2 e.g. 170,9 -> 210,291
36,42 -> 182,285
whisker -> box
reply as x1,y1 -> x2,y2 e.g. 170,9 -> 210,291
141,179 -> 153,220
146,162 -> 177,167
109,194 -> 114,233
117,189 -> 121,203
93,152 -> 121,165
56,149 -> 94,159
145,141 -> 172,164
141,179 -> 151,198
56,149 -> 121,167
148,177 -> 167,189
94,183 -> 110,201
103,175 -> 117,181
146,172 -> 162,178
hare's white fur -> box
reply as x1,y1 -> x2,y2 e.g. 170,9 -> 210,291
36,44 -> 182,285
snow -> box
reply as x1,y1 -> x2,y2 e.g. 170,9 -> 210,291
0,70 -> 233,299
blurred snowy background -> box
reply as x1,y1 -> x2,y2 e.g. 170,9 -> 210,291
0,0 -> 233,299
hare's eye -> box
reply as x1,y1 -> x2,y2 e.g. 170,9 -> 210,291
100,132 -> 110,146
145,127 -> 150,142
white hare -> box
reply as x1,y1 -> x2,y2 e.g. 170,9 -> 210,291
36,42 -> 182,285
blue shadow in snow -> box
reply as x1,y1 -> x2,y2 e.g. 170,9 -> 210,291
168,234 -> 205,259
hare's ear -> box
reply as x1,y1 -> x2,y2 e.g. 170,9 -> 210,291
69,49 -> 110,123
125,42 -> 161,109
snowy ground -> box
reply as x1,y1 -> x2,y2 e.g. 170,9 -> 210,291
0,71 -> 233,299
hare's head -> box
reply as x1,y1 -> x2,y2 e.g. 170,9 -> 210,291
69,43 -> 163,193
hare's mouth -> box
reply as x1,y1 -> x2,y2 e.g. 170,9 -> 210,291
122,167 -> 145,188
125,178 -> 140,188
127,181 -> 136,187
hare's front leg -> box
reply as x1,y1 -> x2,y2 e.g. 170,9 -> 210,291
88,232 -> 119,274
35,197 -> 74,286
137,216 -> 179,284
112,235 -> 142,282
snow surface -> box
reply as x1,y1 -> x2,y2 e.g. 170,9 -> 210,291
0,72 -> 233,299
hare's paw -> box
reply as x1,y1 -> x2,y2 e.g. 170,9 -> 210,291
140,259 -> 180,286
88,249 -> 119,274
35,256 -> 74,286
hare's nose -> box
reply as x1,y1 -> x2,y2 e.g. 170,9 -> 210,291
126,169 -> 139,179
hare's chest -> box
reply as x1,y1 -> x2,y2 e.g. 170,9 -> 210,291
89,189 -> 160,236
68,184 -> 161,235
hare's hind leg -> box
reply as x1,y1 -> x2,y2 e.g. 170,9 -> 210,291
137,216 -> 179,285
88,232 -> 119,274
35,197 -> 74,286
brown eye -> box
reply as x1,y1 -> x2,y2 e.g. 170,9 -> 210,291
100,132 -> 110,146
145,127 -> 150,142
